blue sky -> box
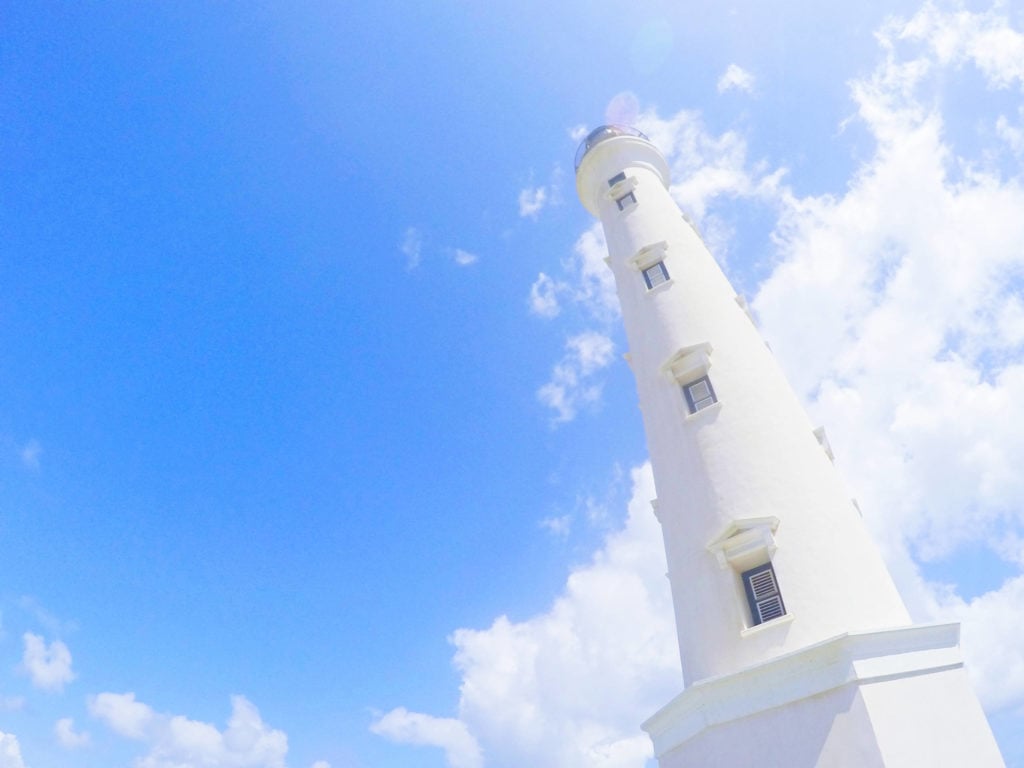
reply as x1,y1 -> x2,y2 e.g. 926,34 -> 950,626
3,2 -> 1024,767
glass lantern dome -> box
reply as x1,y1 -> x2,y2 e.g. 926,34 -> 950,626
574,125 -> 651,170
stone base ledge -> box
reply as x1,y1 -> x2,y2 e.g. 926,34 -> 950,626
642,623 -> 963,758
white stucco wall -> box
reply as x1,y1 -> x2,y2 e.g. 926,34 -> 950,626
577,132 -> 910,683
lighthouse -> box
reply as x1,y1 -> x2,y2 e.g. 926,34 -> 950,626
574,125 -> 1004,766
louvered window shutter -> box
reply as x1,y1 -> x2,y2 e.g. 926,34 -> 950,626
643,261 -> 670,289
742,563 -> 786,626
684,376 -> 717,413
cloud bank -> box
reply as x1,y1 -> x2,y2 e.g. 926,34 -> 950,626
89,693 -> 288,768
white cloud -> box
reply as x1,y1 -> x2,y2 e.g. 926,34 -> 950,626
565,227 -> 620,321
935,575 -> 1024,713
638,109 -> 784,225
88,692 -> 155,739
54,717 -> 90,749
90,693 -> 287,768
518,186 -> 548,219
716,63 -> 755,94
371,709 -> 481,768
519,168 -> 564,221
528,273 -> 564,319
567,332 -> 616,376
895,2 -> 1024,88
373,465 -> 677,768
537,331 -> 616,423
528,225 -> 624,422
310,762 -> 330,768
21,633 -> 74,692
996,108 -> 1024,154
453,248 -> 479,266
401,227 -> 423,270
0,732 -> 26,768
16,597 -> 73,637
19,440 -> 41,471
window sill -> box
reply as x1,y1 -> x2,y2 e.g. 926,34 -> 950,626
740,613 -> 794,638
684,400 -> 722,421
646,279 -> 674,296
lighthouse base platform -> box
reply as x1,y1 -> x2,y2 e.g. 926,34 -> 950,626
642,623 -> 1004,767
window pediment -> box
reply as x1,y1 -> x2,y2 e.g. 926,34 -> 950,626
706,516 -> 780,571
661,342 -> 713,383
629,241 -> 669,271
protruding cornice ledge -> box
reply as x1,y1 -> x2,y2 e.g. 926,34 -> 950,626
641,623 -> 964,757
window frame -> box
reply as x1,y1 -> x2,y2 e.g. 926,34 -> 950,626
642,260 -> 670,289
741,562 -> 787,626
614,190 -> 638,210
606,173 -> 639,212
683,375 -> 717,414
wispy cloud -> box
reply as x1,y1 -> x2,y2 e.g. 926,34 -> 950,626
518,167 -> 564,221
518,186 -> 548,219
530,227 -> 621,424
21,632 -> 75,692
539,514 -> 572,538
452,248 -> 479,267
17,596 -> 75,636
528,273 -> 564,318
0,697 -> 25,713
19,440 -> 41,471
716,63 -> 755,93
401,227 -> 423,270
568,124 -> 589,144
537,332 -> 615,424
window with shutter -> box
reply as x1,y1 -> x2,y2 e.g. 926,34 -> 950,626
742,563 -> 786,626
683,375 -> 717,413
615,191 -> 637,210
642,261 -> 670,289
607,172 -> 638,210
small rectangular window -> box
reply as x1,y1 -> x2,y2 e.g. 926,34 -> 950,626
615,191 -> 637,210
742,563 -> 786,626
683,375 -> 717,413
607,172 -> 637,210
642,261 -> 670,289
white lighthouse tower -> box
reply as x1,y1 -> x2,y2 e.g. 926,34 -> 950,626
574,126 -> 1004,767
